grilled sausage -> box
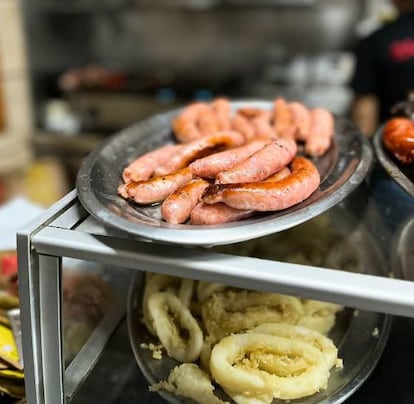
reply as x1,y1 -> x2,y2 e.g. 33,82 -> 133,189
263,166 -> 291,182
273,98 -> 295,139
161,178 -> 210,224
118,167 -> 193,205
383,117 -> 414,165
122,144 -> 181,183
190,167 -> 291,225
203,157 -> 320,212
251,110 -> 277,139
189,138 -> 270,178
231,112 -> 256,141
289,102 -> 311,142
211,98 -> 232,131
198,105 -> 220,136
155,131 -> 245,177
190,202 -> 255,225
215,137 -> 297,184
172,102 -> 210,143
305,108 -> 334,157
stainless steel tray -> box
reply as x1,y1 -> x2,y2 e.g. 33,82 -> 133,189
128,284 -> 389,402
127,207 -> 391,404
373,126 -> 414,197
77,101 -> 373,246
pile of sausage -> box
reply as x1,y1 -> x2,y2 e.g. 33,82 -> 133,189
118,97 -> 335,225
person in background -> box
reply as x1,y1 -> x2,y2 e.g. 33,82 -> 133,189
350,0 -> 414,137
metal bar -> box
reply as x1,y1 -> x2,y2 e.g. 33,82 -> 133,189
33,226 -> 414,318
39,254 -> 65,404
17,233 -> 43,404
16,190 -> 79,404
48,202 -> 88,230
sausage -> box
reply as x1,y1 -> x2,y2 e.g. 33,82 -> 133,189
190,167 -> 292,225
251,110 -> 277,139
305,108 -> 334,157
238,107 -> 262,119
202,157 -> 320,212
263,166 -> 291,182
383,117 -> 414,165
161,178 -> 210,224
189,138 -> 270,178
273,98 -> 295,139
172,102 -> 210,143
231,112 -> 256,141
289,102 -> 311,142
198,105 -> 219,136
122,144 -> 182,183
118,167 -> 193,205
215,137 -> 297,184
190,202 -> 255,225
155,131 -> 245,177
211,98 -> 232,131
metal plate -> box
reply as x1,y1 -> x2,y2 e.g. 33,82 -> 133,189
77,101 -> 373,246
373,126 -> 414,197
127,208 -> 391,404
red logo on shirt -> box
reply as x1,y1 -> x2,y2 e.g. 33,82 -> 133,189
390,38 -> 414,62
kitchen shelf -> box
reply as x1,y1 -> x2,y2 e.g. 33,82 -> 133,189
17,163 -> 414,404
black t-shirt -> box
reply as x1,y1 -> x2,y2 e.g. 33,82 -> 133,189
350,12 -> 414,122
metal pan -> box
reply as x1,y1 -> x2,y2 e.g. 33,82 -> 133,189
127,207 -> 391,404
77,101 -> 372,246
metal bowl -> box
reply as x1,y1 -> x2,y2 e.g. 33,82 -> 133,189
127,206 -> 391,404
77,100 -> 372,246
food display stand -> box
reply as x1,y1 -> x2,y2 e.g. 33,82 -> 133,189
17,121 -> 414,403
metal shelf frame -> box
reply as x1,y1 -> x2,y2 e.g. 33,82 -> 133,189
17,189 -> 414,404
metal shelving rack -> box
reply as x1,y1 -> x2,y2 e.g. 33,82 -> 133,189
17,181 -> 414,404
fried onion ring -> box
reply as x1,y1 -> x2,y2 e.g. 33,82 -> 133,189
297,300 -> 343,335
178,278 -> 195,308
248,322 -> 339,369
210,333 -> 330,400
223,389 -> 273,404
151,363 -> 230,404
201,290 -> 304,341
143,274 -> 194,335
199,336 -> 215,372
196,281 -> 228,303
148,292 -> 203,362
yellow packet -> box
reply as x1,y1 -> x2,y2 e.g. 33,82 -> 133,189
0,292 -> 19,311
0,367 -> 24,380
0,377 -> 25,398
0,313 -> 10,327
0,324 -> 21,370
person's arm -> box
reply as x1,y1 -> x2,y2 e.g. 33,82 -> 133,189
351,94 -> 380,137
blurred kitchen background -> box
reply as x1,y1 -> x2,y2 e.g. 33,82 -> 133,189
0,0 -> 398,199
